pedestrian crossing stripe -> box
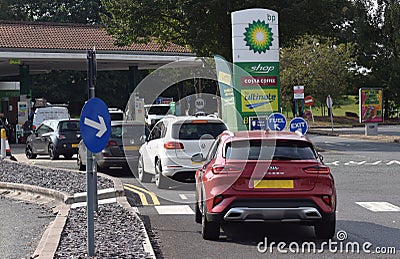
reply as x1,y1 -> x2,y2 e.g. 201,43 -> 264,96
124,184 -> 160,206
355,202 -> 400,212
155,205 -> 194,215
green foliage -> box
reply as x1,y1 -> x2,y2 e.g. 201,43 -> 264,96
0,0 -> 103,23
100,0 -> 352,60
280,35 -> 357,108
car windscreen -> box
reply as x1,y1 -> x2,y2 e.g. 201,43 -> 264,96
147,106 -> 170,115
59,121 -> 80,132
225,140 -> 317,160
172,122 -> 227,140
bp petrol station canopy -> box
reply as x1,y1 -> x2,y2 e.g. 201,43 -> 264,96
0,20 -> 195,77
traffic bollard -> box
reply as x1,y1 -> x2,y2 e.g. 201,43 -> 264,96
1,128 -> 6,159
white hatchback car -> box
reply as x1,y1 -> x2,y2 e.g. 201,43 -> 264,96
138,115 -> 228,188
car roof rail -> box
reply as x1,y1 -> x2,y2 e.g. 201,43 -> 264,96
222,130 -> 234,137
164,115 -> 176,119
194,111 -> 207,117
294,129 -> 305,137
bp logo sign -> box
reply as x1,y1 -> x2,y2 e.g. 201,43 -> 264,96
244,20 -> 274,54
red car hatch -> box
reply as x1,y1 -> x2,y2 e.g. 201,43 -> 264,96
230,160 -> 319,192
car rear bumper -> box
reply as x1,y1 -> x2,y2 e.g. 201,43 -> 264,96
223,207 -> 322,222
160,158 -> 200,182
54,146 -> 78,155
206,198 -> 335,224
97,157 -> 129,168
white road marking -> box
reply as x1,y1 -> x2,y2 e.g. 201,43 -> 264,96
386,160 -> 400,165
71,197 -> 117,209
366,160 -> 382,165
179,194 -> 188,200
344,161 -> 367,165
325,161 -> 340,166
355,202 -> 400,212
155,205 -> 195,215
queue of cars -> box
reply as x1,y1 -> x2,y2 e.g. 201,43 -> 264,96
23,103 -> 336,241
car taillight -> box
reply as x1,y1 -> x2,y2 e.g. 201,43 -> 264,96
106,140 -> 118,147
57,134 -> 66,140
322,195 -> 331,206
164,141 -> 184,149
191,120 -> 207,124
211,165 -> 241,174
303,165 -> 331,174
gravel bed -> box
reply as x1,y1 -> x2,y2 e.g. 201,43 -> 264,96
0,160 -> 152,258
55,203 -> 151,258
0,160 -> 113,194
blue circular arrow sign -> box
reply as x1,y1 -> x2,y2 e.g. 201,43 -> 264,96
80,98 -> 111,153
289,117 -> 308,135
267,113 -> 287,131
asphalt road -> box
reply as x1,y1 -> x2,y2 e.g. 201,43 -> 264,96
9,134 -> 400,258
0,197 -> 54,259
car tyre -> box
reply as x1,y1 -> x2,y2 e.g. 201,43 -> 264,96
201,203 -> 220,240
25,144 -> 37,159
48,143 -> 59,160
155,159 -> 170,189
77,153 -> 86,171
137,156 -> 152,182
314,214 -> 336,239
195,201 -> 202,224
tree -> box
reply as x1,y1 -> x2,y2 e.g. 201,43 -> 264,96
100,0 -> 353,60
280,34 -> 357,113
0,0 -> 103,23
346,0 -> 400,116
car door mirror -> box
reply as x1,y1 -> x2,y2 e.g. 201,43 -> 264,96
191,153 -> 204,163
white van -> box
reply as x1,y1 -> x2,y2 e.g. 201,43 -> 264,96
32,106 -> 70,130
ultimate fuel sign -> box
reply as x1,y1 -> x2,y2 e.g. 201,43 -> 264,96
359,88 -> 383,123
232,9 -> 280,129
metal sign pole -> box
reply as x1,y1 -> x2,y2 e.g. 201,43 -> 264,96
86,49 -> 95,256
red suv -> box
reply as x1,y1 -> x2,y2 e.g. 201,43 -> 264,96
193,130 -> 336,240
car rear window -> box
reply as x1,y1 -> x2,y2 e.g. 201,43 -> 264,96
172,122 -> 227,140
59,121 -> 80,131
225,140 -> 317,160
110,113 -> 124,121
147,106 -> 170,115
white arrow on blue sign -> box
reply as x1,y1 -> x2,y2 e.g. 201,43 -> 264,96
80,98 -> 111,153
267,113 -> 287,131
289,117 -> 308,135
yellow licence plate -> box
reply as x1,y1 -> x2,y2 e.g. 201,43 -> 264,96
253,180 -> 294,189
72,143 -> 78,148
124,146 -> 140,151
191,161 -> 204,165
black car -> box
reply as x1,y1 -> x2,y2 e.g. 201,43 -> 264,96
77,120 -> 147,172
25,119 -> 81,160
